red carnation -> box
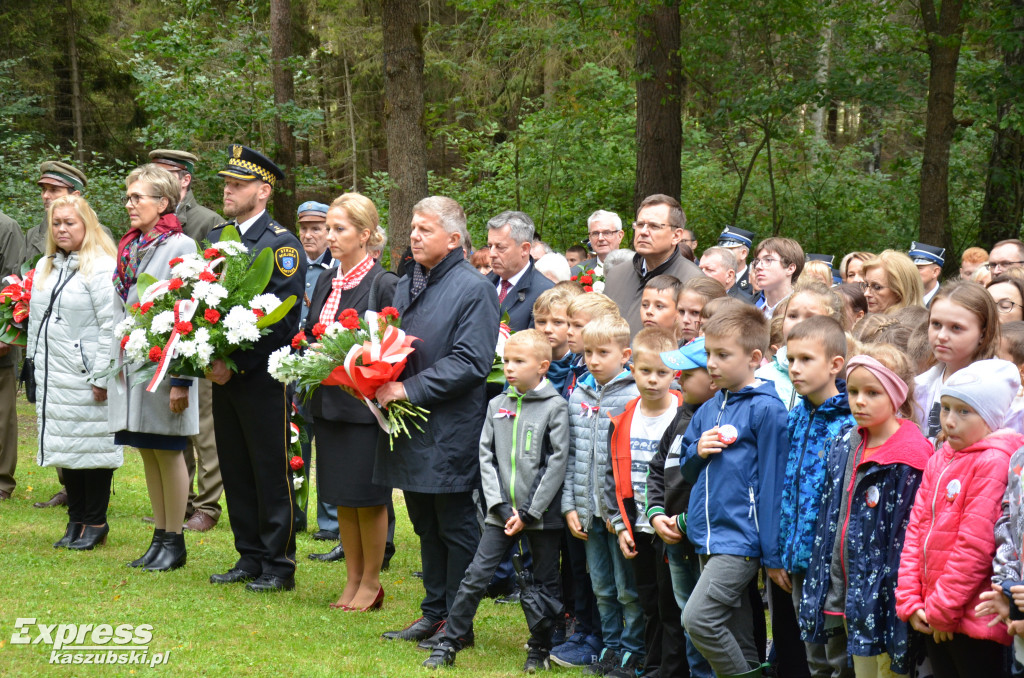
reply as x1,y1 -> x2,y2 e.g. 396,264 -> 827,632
168,257 -> 184,268
583,285 -> 594,292
167,278 -> 184,291
291,331 -> 307,349
120,335 -> 129,350
380,306 -> 399,319
289,455 -> 304,472
585,269 -> 596,276
203,248 -> 220,260
253,309 -> 266,319
340,308 -> 358,319
312,322 -> 327,339
148,346 -> 163,362
198,271 -> 217,283
570,275 -> 578,282
131,302 -> 141,312
204,309 -> 221,324
140,302 -> 154,314
580,275 -> 593,285
174,321 -> 193,335
341,315 -> 360,330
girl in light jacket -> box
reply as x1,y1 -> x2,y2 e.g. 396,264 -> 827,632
27,195 -> 121,550
897,359 -> 1024,677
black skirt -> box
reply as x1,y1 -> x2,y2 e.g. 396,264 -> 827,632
314,418 -> 391,507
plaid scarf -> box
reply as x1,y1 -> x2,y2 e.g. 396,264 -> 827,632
319,255 -> 374,324
410,248 -> 461,300
114,213 -> 183,301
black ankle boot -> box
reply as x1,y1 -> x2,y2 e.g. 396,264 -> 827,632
68,523 -> 109,550
54,522 -> 83,548
128,529 -> 166,568
144,532 -> 186,572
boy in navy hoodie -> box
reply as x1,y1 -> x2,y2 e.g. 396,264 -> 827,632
681,304 -> 789,678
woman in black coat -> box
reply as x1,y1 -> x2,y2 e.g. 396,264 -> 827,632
304,193 -> 396,612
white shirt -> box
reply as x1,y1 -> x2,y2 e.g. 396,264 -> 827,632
496,261 -> 529,294
236,210 -> 265,236
923,282 -> 939,307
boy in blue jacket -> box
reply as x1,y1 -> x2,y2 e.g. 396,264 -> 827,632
681,304 -> 789,678
774,316 -> 856,678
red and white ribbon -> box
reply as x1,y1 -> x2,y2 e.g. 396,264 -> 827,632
580,403 -> 599,418
494,408 -> 516,419
146,298 -> 198,393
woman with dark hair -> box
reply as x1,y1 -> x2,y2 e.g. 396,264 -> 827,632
108,164 -> 199,571
986,274 -> 1024,324
28,195 -> 120,550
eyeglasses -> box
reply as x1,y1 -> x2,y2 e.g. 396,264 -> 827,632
859,282 -> 889,293
990,260 -> 1024,271
752,257 -> 780,269
632,221 -> 670,233
996,299 -> 1023,314
681,237 -> 697,245
123,194 -> 162,206
588,229 -> 621,240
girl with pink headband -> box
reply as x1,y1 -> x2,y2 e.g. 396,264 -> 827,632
798,344 -> 932,676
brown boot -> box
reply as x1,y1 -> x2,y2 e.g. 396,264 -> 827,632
34,489 -> 67,508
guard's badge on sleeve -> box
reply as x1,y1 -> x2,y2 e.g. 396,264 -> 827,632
275,247 -> 299,276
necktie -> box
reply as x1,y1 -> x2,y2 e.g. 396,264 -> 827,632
498,279 -> 512,304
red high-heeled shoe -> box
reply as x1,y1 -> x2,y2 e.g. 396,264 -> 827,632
356,585 -> 384,612
329,600 -> 352,610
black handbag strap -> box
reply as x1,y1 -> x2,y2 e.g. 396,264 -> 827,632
368,269 -> 397,311
30,263 -> 78,363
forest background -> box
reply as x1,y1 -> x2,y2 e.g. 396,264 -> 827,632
1,0 -> 1022,273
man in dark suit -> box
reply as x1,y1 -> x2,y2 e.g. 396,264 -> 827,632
206,145 -> 306,593
716,226 -> 756,298
485,211 -> 554,332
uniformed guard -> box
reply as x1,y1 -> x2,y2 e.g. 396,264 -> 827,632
908,241 -> 945,307
206,145 -> 306,593
149,149 -> 225,533
0,208 -> 24,501
717,226 -> 756,296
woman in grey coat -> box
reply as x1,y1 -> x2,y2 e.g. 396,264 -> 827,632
108,165 -> 199,571
27,195 -> 121,550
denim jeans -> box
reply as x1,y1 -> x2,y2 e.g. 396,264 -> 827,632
665,541 -> 714,678
583,527 -> 644,654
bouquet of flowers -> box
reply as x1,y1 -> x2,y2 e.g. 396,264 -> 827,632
113,225 -> 296,392
487,312 -> 512,384
570,267 -> 605,293
0,257 -> 40,347
268,307 -> 429,449
288,404 -> 309,508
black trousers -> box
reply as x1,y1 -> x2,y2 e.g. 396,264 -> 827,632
62,467 -> 113,525
404,489 -> 481,622
926,633 -> 1009,678
633,531 -> 688,676
446,524 -> 563,650
213,371 -> 296,578
769,578 -> 811,677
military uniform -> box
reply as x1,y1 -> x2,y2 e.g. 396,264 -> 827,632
177,190 -> 222,243
717,226 -> 755,298
208,146 -> 306,586
0,209 -> 24,499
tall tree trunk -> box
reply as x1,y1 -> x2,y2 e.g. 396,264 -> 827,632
811,23 -> 832,146
65,0 -> 85,162
918,0 -> 966,260
979,0 -> 1024,247
271,0 -> 297,232
382,0 -> 428,268
342,50 -> 359,191
634,0 -> 682,211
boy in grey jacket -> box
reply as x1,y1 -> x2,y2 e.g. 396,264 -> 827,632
423,330 -> 570,673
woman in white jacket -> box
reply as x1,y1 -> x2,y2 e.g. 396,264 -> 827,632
27,194 -> 121,550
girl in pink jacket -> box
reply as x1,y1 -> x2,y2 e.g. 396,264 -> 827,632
897,359 -> 1024,677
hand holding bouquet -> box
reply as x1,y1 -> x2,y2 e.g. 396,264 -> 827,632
269,307 -> 429,449
0,257 -> 40,347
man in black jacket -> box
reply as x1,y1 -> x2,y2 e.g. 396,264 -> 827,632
485,210 -> 553,333
206,145 -> 306,593
376,196 -> 499,643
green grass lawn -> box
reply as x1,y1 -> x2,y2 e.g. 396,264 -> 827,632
0,395 -> 532,677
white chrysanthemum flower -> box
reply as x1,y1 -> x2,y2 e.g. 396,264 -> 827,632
293,476 -> 304,491
175,340 -> 197,358
592,280 -> 605,294
224,306 -> 260,342
193,281 -> 228,307
114,317 -> 135,337
215,241 -> 248,256
124,328 -> 150,359
267,346 -> 292,381
172,256 -> 205,281
151,310 -> 175,335
323,322 -> 345,338
194,340 -> 214,365
250,293 -> 282,314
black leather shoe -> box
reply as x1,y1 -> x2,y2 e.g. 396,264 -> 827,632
128,529 -> 165,567
418,624 -> 475,651
33,489 -> 67,509
54,522 -> 83,549
494,589 -> 522,604
422,640 -> 458,669
67,523 -> 108,550
382,617 -> 444,642
308,544 -> 345,561
312,529 -> 339,541
209,568 -> 259,584
245,574 -> 295,593
144,532 -> 186,572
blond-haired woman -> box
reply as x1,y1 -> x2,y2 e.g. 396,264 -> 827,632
27,195 -> 121,550
108,164 -> 199,571
305,193 -> 396,611
861,250 -> 925,315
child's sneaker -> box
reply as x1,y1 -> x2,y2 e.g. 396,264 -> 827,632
606,650 -> 644,678
422,639 -> 457,670
523,648 -> 551,674
583,648 -> 620,675
550,633 -> 601,668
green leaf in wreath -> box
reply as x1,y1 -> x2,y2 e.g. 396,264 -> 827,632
257,295 -> 296,329
217,224 -> 242,243
20,254 -> 42,277
237,248 -> 274,299
136,272 -> 160,299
